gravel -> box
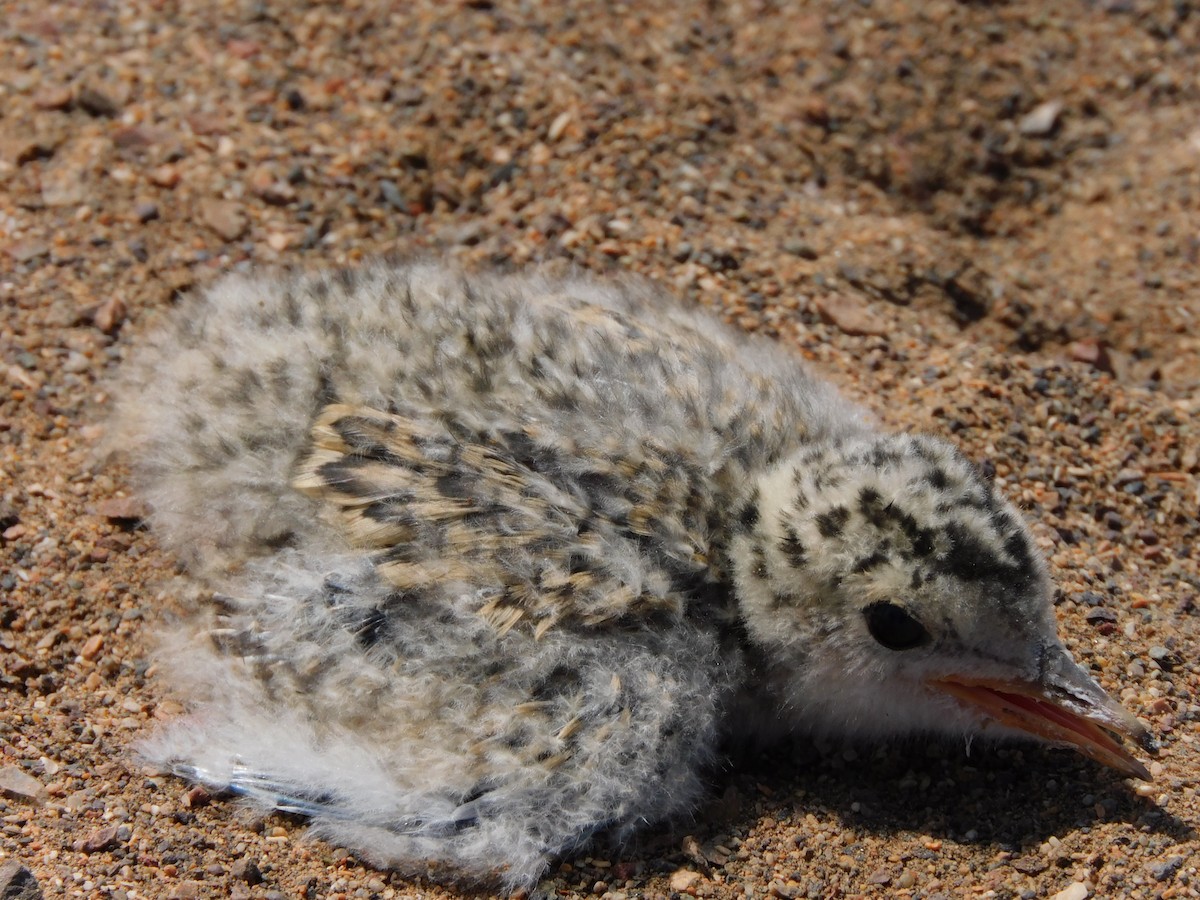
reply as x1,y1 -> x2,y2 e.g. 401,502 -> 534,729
1,1 -> 1197,898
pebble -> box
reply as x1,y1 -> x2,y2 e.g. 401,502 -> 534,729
229,858 -> 263,885
5,241 -> 50,263
0,766 -> 47,804
95,497 -> 149,521
782,238 -> 820,260
200,199 -> 248,241
134,201 -> 161,223
668,869 -> 702,893
1019,100 -> 1064,136
813,295 -> 889,336
1146,855 -> 1184,882
33,86 -> 73,111
77,87 -> 121,118
1050,882 -> 1089,900
92,295 -> 127,335
0,862 -> 42,900
80,634 -> 104,661
149,165 -> 181,188
75,824 -> 121,853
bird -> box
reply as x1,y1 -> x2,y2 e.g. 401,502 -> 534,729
111,260 -> 1151,890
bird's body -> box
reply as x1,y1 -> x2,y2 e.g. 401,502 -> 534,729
113,262 -> 1147,889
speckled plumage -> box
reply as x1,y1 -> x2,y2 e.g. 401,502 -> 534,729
112,262 -> 1147,889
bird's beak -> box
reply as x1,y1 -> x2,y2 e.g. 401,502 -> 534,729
928,648 -> 1152,781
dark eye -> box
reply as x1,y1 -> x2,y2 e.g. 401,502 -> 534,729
864,601 -> 929,651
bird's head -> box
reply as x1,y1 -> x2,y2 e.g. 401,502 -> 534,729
730,432 -> 1150,779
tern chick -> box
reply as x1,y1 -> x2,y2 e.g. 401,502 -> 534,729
112,262 -> 1149,889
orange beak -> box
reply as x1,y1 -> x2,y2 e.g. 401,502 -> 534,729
929,672 -> 1152,781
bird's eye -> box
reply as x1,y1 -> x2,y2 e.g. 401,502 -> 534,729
863,601 -> 929,651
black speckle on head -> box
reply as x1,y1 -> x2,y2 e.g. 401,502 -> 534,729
858,487 -> 886,526
852,550 -> 890,574
738,491 -> 760,531
815,506 -> 850,538
751,543 -> 769,580
926,467 -> 949,490
779,526 -> 807,568
938,521 -> 1020,583
910,527 -> 935,558
1003,531 -> 1038,577
869,444 -> 905,469
910,567 -> 926,590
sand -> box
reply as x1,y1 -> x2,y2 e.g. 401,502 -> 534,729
0,2 -> 1196,898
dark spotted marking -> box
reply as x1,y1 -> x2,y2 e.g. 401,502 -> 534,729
938,521 -> 1021,583
858,487 -> 935,558
281,289 -> 303,326
779,525 -> 807,568
737,490 -> 760,530
868,444 -> 905,469
815,506 -> 850,538
852,550 -> 890,574
751,543 -> 769,580
925,467 -> 949,490
435,473 -> 475,500
334,267 -> 358,291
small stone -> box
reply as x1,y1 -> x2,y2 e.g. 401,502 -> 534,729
41,158 -> 90,207
200,199 -> 248,241
1146,855 -> 1184,882
96,496 -> 150,521
1068,339 -> 1114,373
230,858 -> 263,885
1019,100 -> 1063,136
5,241 -> 51,263
33,86 -> 73,110
548,111 -> 573,142
0,766 -> 47,804
867,868 -> 891,884
813,295 -> 888,336
668,869 -> 702,893
75,824 -> 121,853
77,87 -> 120,118
0,861 -> 43,900
80,634 -> 104,661
1,134 -> 59,166
1012,856 -> 1049,875
1084,608 -> 1117,626
92,295 -> 127,335
149,165 -> 181,188
895,870 -> 916,889
1147,646 -> 1177,670
782,239 -> 819,260
1050,882 -> 1088,900
248,166 -> 296,205
183,785 -> 211,808
134,201 -> 160,223
379,179 -> 406,211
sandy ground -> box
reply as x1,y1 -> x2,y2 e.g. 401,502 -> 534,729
1,1 -> 1198,898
